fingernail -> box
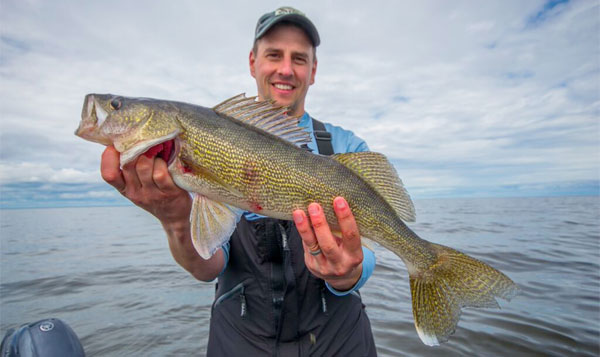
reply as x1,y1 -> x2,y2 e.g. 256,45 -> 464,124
308,204 -> 320,216
293,211 -> 304,224
335,198 -> 346,209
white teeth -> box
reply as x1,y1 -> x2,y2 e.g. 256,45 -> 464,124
94,98 -> 108,126
87,96 -> 95,118
274,83 -> 293,90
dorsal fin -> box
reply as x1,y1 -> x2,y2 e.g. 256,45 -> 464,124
213,93 -> 311,147
332,152 -> 416,222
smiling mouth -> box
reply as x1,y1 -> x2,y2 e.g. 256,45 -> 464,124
273,83 -> 294,91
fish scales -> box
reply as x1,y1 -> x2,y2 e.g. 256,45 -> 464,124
178,106 -> 379,224
76,93 -> 519,346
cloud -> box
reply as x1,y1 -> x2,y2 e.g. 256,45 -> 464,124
0,1 -> 598,207
0,162 -> 101,184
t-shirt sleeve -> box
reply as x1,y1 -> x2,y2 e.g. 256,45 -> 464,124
325,122 -> 370,153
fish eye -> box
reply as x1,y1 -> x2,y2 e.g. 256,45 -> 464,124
110,98 -> 122,110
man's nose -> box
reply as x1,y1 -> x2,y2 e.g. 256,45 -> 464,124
277,57 -> 293,77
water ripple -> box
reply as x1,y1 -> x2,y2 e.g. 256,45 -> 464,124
1,198 -> 599,355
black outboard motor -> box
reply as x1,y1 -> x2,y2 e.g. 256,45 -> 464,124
1,318 -> 85,357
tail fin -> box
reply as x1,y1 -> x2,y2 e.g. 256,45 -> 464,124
409,243 -> 519,346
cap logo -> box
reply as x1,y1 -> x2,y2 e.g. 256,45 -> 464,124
275,7 -> 304,17
39,321 -> 55,332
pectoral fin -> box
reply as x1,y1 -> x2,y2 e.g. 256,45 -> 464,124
190,193 -> 243,259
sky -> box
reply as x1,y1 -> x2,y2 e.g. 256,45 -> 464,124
0,0 -> 598,209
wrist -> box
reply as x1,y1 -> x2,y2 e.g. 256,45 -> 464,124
162,217 -> 191,243
327,263 -> 362,292
326,247 -> 376,296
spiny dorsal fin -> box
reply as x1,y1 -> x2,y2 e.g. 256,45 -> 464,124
213,93 -> 311,147
332,152 -> 416,222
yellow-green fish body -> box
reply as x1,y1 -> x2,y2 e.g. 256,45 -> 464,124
76,93 -> 518,346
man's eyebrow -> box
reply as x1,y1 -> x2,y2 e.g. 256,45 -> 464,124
263,47 -> 282,53
292,51 -> 309,58
262,47 -> 310,57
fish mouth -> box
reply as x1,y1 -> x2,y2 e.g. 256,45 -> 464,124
89,95 -> 109,126
75,94 -> 112,145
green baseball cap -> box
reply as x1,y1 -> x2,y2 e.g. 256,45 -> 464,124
255,6 -> 320,47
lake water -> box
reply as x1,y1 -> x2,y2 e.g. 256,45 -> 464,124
1,196 -> 599,356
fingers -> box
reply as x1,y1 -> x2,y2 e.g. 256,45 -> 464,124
100,146 -> 126,193
293,209 -> 322,258
130,153 -> 181,193
152,157 -> 179,192
99,147 -> 191,225
294,198 -> 364,288
101,146 -> 176,197
307,203 -> 341,261
294,200 -> 360,260
293,209 -> 315,248
135,154 -> 155,185
294,208 -> 325,278
332,197 -> 362,253
121,159 -> 143,193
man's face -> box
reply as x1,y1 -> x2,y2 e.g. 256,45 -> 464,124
249,24 -> 317,117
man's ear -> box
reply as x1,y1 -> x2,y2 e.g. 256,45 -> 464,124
310,58 -> 317,85
249,50 -> 256,78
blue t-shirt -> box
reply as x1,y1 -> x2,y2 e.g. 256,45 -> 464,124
221,112 -> 376,296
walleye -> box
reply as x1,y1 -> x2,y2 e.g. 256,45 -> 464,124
75,93 -> 518,346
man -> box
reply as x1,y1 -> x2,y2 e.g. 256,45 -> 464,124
100,7 -> 377,356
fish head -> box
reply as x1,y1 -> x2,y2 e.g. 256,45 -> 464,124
75,94 -> 117,145
76,94 -> 182,166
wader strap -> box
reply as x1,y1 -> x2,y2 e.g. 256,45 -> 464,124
268,221 -> 288,355
312,119 -> 334,156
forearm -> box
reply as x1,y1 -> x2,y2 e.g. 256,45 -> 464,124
163,218 -> 225,282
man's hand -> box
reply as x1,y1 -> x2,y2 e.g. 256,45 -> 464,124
293,197 -> 364,292
100,146 -> 191,224
100,146 -> 225,281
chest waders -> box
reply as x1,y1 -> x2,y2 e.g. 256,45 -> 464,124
207,119 -> 377,356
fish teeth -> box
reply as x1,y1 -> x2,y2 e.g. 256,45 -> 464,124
94,98 -> 109,126
87,95 -> 95,119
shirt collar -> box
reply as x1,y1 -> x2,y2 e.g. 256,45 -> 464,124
298,112 -> 311,128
